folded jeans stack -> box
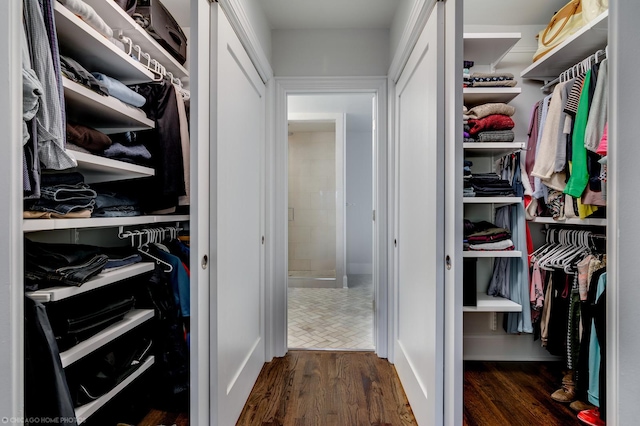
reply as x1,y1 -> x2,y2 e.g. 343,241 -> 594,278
24,172 -> 97,218
470,173 -> 515,197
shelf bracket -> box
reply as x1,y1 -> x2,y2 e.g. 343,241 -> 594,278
489,312 -> 497,331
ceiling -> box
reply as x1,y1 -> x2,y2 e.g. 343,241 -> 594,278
258,0 -> 400,30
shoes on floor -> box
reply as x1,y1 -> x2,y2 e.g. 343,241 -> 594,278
571,400 -> 596,412
551,380 -> 576,403
577,408 -> 605,426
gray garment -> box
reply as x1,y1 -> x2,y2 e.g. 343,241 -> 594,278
23,0 -> 76,170
57,0 -> 113,39
555,79 -> 574,172
533,94 -> 552,200
22,24 -> 43,144
585,59 -> 608,153
504,204 -> 533,334
487,206 -> 511,299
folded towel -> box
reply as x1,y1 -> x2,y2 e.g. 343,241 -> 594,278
57,0 -> 113,39
92,73 -> 146,107
475,130 -> 515,142
468,115 -> 515,136
467,103 -> 515,119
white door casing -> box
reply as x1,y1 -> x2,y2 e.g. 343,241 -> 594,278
210,6 -> 266,425
392,2 -> 445,425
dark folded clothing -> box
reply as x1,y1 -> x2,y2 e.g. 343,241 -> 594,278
101,142 -> 152,165
468,229 -> 512,243
468,114 -> 515,136
60,55 -> 109,96
94,191 -> 140,209
67,123 -> 112,153
40,183 -> 96,202
475,130 -> 515,142
92,206 -> 143,218
108,131 -> 138,146
40,172 -> 85,187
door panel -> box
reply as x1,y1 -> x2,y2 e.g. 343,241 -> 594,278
393,3 -> 444,425
214,7 -> 266,425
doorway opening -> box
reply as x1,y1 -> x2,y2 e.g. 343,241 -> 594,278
286,94 -> 375,350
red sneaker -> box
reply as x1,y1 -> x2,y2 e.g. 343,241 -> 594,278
577,408 -> 605,426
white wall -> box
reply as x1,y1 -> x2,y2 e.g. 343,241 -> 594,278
237,0 -> 272,61
346,131 -> 373,274
389,0 -> 417,64
271,29 -> 389,76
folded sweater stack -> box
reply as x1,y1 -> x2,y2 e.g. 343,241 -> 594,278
467,72 -> 517,88
466,103 -> 516,143
463,220 -> 515,251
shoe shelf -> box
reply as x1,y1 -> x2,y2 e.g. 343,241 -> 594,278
71,151 -> 155,184
521,10 -> 608,81
83,0 -> 189,80
23,214 -> 190,233
463,142 -> 526,157
463,293 -> 522,313
54,2 -> 154,85
463,87 -> 521,107
463,32 -> 521,71
26,263 -> 154,303
463,250 -> 523,258
529,217 -> 607,227
63,78 -> 154,134
75,355 -> 155,424
60,309 -> 154,368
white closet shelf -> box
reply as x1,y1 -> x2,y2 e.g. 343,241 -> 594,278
71,151 -> 154,184
26,263 -> 154,303
463,87 -> 521,106
82,0 -> 189,80
24,214 -> 190,233
463,142 -> 525,156
463,251 -> 523,258
463,32 -> 521,69
54,2 -> 154,85
60,309 -> 154,368
529,217 -> 607,227
521,10 -> 608,81
463,197 -> 522,205
63,78 -> 154,134
75,355 -> 155,424
463,293 -> 522,313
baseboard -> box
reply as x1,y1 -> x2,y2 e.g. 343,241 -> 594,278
348,263 -> 373,274
287,278 -> 341,288
463,334 -> 560,362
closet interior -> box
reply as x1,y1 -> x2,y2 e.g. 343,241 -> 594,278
22,0 -> 191,424
462,2 -> 609,424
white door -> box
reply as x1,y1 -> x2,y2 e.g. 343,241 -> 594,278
393,2 -> 445,424
211,6 -> 266,425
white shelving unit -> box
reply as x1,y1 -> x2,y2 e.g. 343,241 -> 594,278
463,197 -> 522,205
529,217 -> 607,227
463,32 -> 521,71
63,78 -> 154,134
83,0 -> 189,80
463,142 -> 525,157
75,356 -> 155,424
463,87 -> 522,106
463,293 -> 522,313
521,10 -> 608,81
72,151 -> 154,184
26,263 -> 154,303
60,309 -> 154,368
23,214 -> 190,233
463,250 -> 523,258
54,2 -> 154,85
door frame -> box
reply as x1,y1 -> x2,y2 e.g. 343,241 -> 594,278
287,113 -> 347,288
269,77 -> 389,359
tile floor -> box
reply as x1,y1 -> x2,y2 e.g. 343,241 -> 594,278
287,274 -> 374,350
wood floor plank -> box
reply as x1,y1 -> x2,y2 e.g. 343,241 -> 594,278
237,351 -> 416,426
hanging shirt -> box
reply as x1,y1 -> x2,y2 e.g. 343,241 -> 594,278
564,71 -> 592,198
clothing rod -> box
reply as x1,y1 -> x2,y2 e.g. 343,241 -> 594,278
119,35 -> 185,88
541,48 -> 607,92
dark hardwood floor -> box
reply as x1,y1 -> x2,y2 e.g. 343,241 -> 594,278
236,350 -> 416,426
464,361 -> 582,426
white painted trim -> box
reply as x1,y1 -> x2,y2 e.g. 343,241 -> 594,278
271,77 -> 388,359
1,0 -> 23,418
444,1 -> 463,425
287,112 -> 346,289
388,0 -> 436,83
218,0 -> 273,83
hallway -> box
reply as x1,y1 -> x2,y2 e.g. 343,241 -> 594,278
237,351 -> 416,425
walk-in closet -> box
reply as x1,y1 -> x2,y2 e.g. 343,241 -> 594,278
3,0 -> 640,425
